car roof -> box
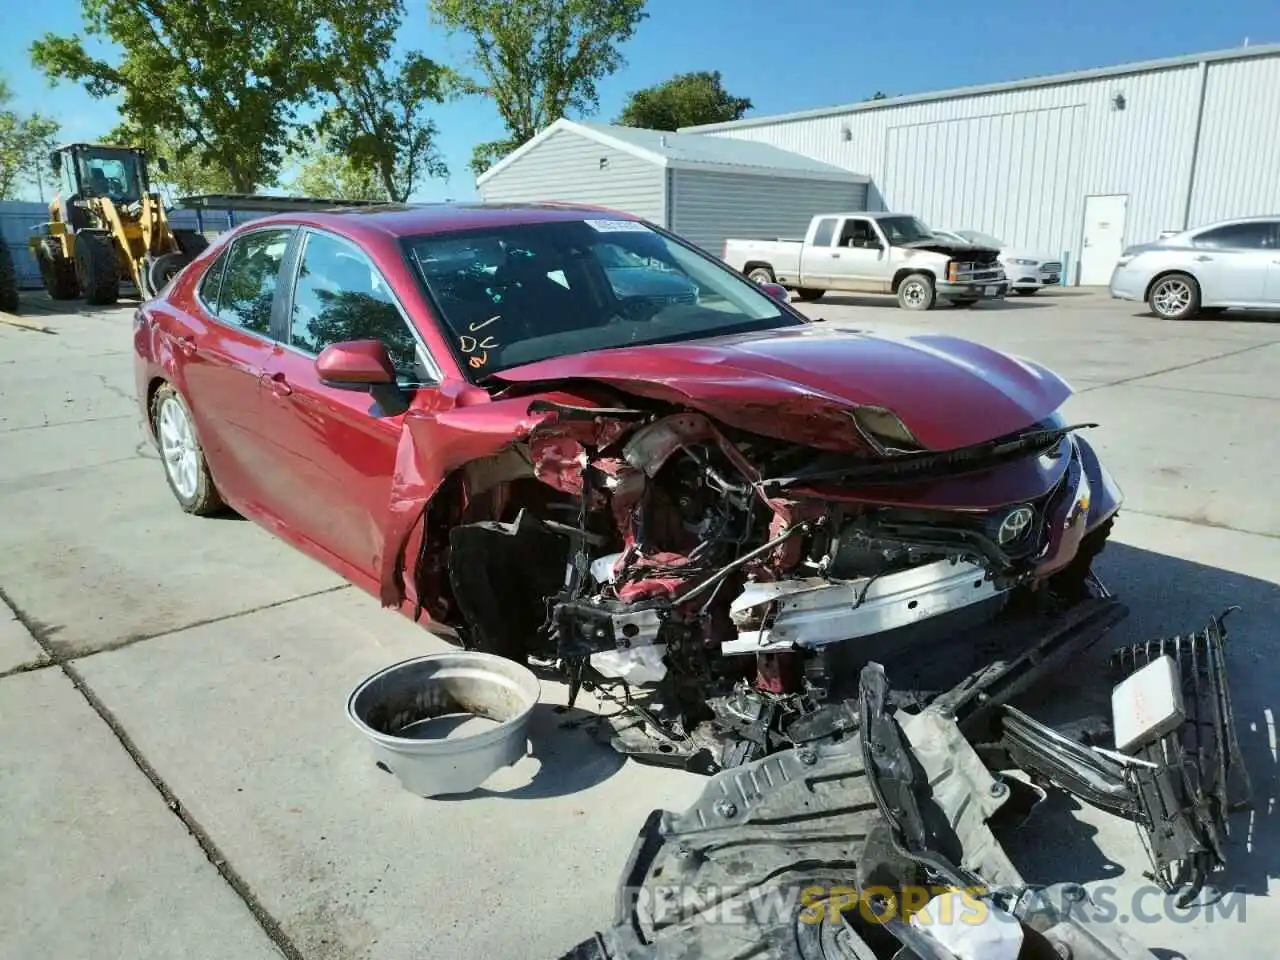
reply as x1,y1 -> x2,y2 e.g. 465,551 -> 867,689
232,201 -> 640,243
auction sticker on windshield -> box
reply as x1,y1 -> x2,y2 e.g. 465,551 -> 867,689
585,219 -> 651,232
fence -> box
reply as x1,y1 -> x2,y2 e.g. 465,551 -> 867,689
0,200 -> 270,289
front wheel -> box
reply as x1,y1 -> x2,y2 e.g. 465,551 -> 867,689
1014,288 -> 1039,296
74,232 -> 120,306
896,272 -> 936,311
793,287 -> 824,302
747,265 -> 775,285
1148,273 -> 1200,320
152,383 -> 225,516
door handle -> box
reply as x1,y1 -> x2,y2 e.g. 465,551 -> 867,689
830,252 -> 841,258
260,371 -> 292,396
1194,254 -> 1213,262
174,335 -> 197,357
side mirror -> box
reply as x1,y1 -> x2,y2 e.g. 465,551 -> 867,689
759,282 -> 790,304
49,152 -> 61,173
157,157 -> 170,175
316,340 -> 395,389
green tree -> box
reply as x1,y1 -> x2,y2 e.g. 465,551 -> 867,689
287,146 -> 387,202
0,78 -> 60,201
29,0 -> 402,193
616,70 -> 751,131
430,0 -> 649,177
320,51 -> 452,202
107,122 -> 238,197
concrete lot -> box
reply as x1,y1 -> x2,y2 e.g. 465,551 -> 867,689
1,287 -> 1278,960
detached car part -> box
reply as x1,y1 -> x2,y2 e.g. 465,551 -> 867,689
558,664 -> 1164,960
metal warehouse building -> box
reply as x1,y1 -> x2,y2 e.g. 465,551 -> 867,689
475,118 -> 868,254
680,45 -> 1280,286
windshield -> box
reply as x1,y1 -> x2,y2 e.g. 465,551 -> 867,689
956,230 -> 1006,248
876,216 -> 935,244
75,149 -> 145,203
402,218 -> 798,378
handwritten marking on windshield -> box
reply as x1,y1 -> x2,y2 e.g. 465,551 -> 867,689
469,315 -> 500,331
460,332 -> 499,369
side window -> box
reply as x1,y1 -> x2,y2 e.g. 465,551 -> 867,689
197,248 -> 229,310
1192,222 -> 1276,250
811,218 -> 838,247
289,232 -> 423,378
839,218 -> 877,247
215,228 -> 292,335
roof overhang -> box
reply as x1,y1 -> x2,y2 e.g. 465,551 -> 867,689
475,117 -> 868,187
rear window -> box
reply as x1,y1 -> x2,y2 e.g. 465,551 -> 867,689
401,218 -> 797,378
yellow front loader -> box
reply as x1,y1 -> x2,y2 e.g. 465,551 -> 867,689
27,143 -> 208,306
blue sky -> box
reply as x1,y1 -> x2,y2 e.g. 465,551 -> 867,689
3,0 -> 1278,202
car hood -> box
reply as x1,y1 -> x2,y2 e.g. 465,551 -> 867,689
1000,248 -> 1057,263
491,326 -> 1072,453
900,238 -> 1000,257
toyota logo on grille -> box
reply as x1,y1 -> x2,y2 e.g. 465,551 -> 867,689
997,506 -> 1035,545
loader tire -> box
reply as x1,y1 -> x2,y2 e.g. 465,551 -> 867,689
144,252 -> 190,299
75,232 -> 120,306
171,229 -> 209,257
0,243 -> 18,313
38,241 -> 79,300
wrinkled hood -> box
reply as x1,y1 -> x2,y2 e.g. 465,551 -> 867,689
491,326 -> 1072,453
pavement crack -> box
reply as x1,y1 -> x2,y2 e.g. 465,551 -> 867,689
74,584 -> 354,659
1077,340 -> 1279,393
0,583 -> 309,960
0,413 -> 135,435
1125,508 -> 1280,539
95,373 -> 133,402
0,655 -> 55,680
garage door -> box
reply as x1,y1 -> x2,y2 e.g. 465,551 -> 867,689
880,105 -> 1084,256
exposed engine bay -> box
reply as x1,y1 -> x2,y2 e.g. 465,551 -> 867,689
387,382 -> 1250,954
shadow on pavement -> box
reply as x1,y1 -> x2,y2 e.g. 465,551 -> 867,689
812,293 -> 1053,310
999,540 -> 1279,900
1116,307 -> 1280,324
430,702 -> 627,801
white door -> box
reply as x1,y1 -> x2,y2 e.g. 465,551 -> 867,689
1079,194 -> 1128,286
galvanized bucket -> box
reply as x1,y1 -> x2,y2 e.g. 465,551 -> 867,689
347,651 -> 541,797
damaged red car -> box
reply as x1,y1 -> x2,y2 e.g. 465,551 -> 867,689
134,201 -> 1124,764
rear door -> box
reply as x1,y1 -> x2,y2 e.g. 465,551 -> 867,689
1189,220 -> 1276,305
176,226 -> 295,514
798,216 -> 840,287
255,228 -> 445,589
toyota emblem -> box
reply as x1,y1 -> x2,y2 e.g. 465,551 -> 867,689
997,506 -> 1034,545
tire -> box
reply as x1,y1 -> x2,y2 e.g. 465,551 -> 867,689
74,232 -> 120,306
0,243 -> 17,314
793,288 -> 824,302
896,272 -> 936,311
151,382 -> 225,516
39,241 -> 80,300
746,265 -> 775,284
1014,288 -> 1039,296
170,229 -> 209,257
1147,272 -> 1200,320
143,252 -> 190,299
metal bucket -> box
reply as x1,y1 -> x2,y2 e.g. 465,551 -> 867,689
347,651 -> 541,797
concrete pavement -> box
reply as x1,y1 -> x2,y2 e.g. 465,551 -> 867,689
1,288 -> 1278,959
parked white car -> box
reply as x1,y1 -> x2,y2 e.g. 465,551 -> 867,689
1109,216 -> 1280,320
933,229 -> 1063,295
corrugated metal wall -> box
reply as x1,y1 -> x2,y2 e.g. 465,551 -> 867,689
477,128 -> 667,224
0,201 -> 267,289
669,170 -> 866,256
696,53 -> 1279,278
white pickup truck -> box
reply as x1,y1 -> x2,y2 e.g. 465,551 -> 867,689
721,211 -> 1009,310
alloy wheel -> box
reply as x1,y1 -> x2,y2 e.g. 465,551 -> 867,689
157,395 -> 199,501
1152,278 -> 1193,317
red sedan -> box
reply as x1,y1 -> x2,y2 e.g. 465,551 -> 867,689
134,202 -> 1123,769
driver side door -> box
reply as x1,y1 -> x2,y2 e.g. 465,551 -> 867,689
255,228 -> 445,592
827,218 -> 891,292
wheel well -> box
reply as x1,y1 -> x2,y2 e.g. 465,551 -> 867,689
742,261 -> 774,279
1143,269 -> 1198,302
892,268 -> 935,292
145,376 -> 168,438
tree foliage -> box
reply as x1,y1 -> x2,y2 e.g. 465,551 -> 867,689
616,70 -> 751,131
287,145 -> 387,202
107,121 -> 238,198
29,0 -> 403,193
430,0 -> 649,176
0,77 -> 60,201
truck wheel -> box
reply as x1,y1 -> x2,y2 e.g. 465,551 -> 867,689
0,243 -> 18,313
793,288 -> 824,302
75,233 -> 120,306
171,229 -> 209,257
896,272 -> 936,311
747,266 -> 775,284
1147,272 -> 1199,320
39,241 -> 80,300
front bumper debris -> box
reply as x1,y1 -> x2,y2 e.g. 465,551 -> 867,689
561,609 -> 1253,960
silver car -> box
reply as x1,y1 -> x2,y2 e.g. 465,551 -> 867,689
1109,216 -> 1280,320
933,229 -> 1063,295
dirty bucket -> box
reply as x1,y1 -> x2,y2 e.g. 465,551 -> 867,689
346,651 -> 541,797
